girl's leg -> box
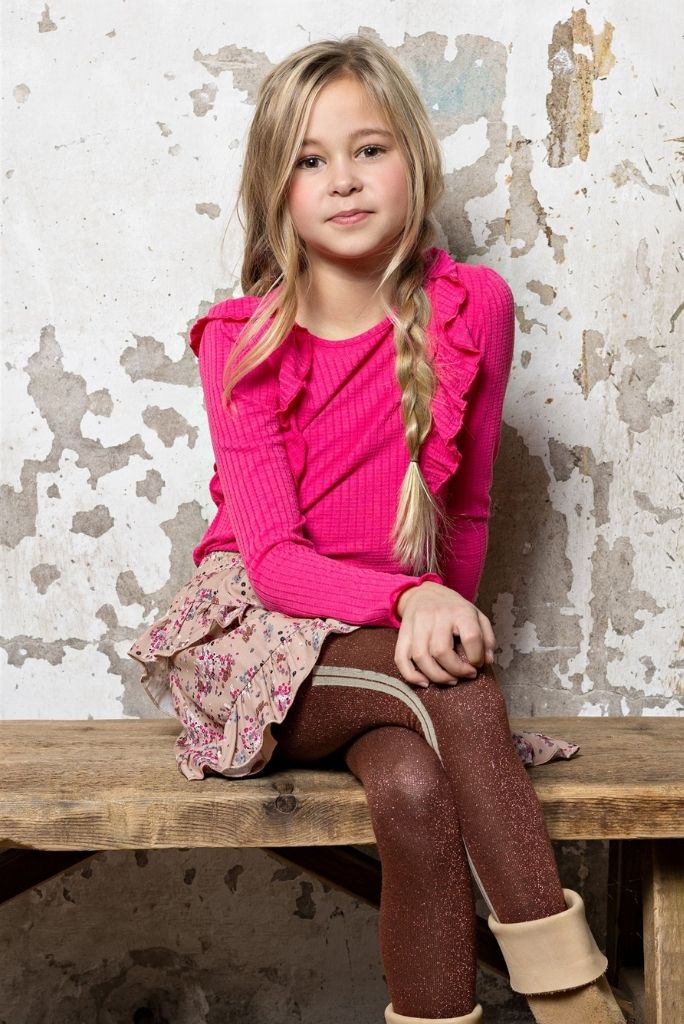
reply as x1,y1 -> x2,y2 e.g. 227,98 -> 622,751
276,625 -> 566,923
274,626 -> 622,1022
342,725 -> 477,1019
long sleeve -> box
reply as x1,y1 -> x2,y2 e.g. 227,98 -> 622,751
196,317 -> 442,628
440,266 -> 515,602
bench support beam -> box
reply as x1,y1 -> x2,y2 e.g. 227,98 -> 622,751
642,839 -> 684,1024
0,848 -> 95,906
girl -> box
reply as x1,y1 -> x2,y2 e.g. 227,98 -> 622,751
128,34 -> 626,1024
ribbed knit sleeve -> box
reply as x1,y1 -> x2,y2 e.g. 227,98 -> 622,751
196,317 -> 442,628
440,265 -> 515,602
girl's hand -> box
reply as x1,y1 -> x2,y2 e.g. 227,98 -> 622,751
394,581 -> 496,688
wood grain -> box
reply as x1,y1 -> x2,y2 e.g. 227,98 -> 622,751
0,717 -> 682,850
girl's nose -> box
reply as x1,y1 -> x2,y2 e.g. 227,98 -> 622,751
328,159 -> 361,194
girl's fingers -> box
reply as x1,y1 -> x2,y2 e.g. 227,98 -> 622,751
393,638 -> 430,687
394,604 -> 497,686
452,615 -> 486,670
396,632 -> 473,686
414,625 -> 481,682
414,647 -> 476,683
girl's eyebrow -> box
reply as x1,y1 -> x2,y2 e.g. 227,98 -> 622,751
300,127 -> 393,146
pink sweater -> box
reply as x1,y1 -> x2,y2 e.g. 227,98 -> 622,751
189,247 -> 515,629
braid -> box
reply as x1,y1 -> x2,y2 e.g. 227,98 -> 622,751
390,251 -> 451,577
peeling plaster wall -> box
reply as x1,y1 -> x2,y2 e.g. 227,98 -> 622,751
1,2 -> 682,1021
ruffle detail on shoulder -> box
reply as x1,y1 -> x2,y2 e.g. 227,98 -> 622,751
188,295 -> 263,356
188,292 -> 310,485
419,247 -> 484,496
275,331 -> 314,488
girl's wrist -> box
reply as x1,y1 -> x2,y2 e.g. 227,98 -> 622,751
396,575 -> 442,619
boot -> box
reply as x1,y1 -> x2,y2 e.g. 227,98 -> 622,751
525,975 -> 626,1023
384,1001 -> 483,1023
488,888 -> 626,1023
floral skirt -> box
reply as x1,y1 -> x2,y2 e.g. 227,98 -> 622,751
127,550 -> 579,781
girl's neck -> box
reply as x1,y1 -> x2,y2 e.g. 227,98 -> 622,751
295,253 -> 391,340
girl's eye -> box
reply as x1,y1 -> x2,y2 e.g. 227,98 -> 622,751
296,156 -> 322,170
295,145 -> 386,170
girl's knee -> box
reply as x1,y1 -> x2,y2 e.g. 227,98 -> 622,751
364,747 -> 460,840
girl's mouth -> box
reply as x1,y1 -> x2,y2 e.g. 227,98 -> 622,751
329,211 -> 371,225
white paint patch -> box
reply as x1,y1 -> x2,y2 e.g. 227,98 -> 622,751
443,36 -> 458,62
642,700 -> 684,716
440,116 -> 489,173
573,43 -> 594,61
0,646 -> 127,718
578,701 -> 610,716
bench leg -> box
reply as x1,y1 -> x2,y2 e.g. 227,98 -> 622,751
641,839 -> 684,1023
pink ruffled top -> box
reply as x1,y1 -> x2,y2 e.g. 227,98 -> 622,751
188,247 -> 515,628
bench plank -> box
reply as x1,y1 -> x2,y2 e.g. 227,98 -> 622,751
0,717 -> 682,850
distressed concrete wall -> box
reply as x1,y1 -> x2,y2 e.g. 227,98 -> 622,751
1,1 -> 681,1021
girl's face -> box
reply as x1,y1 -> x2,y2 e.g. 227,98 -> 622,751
287,76 -> 410,267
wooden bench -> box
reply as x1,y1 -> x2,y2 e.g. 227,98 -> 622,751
1,716 -> 682,1023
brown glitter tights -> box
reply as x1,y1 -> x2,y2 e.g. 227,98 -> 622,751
270,626 -> 567,1019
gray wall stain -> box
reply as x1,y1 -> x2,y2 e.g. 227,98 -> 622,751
193,43 -> 273,99
545,10 -> 616,166
142,406 -> 199,449
576,329 -> 614,399
224,863 -> 245,892
610,159 -> 670,196
195,202 -> 221,219
136,469 -> 165,503
294,880 -> 317,920
548,441 -> 612,528
37,4 -> 57,33
30,562 -> 61,593
527,280 -> 557,306
189,81 -> 218,117
71,504 -> 115,538
2,635 -> 88,668
515,302 -> 547,335
120,332 -> 198,386
13,83 -> 31,103
507,126 -> 568,262
585,535 -> 665,711
633,491 -> 682,525
615,336 -> 674,433
87,389 -> 114,417
635,239 -> 652,287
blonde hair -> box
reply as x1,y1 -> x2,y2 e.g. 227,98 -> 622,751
220,33 -> 451,576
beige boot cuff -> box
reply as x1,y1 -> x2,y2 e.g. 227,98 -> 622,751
487,888 -> 608,995
384,1000 -> 483,1023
